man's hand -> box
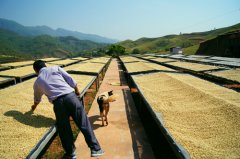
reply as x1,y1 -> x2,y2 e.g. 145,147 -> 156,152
74,85 -> 80,96
75,91 -> 80,96
31,105 -> 37,111
31,102 -> 39,112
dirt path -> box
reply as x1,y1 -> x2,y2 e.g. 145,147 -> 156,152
75,58 -> 155,159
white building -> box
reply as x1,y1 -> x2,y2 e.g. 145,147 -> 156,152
170,47 -> 183,54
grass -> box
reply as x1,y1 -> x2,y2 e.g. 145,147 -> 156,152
119,23 -> 240,55
183,44 -> 200,55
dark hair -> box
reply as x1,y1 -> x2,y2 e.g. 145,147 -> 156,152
108,90 -> 113,96
33,60 -> 46,72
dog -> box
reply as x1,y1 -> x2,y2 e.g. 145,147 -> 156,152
97,90 -> 117,126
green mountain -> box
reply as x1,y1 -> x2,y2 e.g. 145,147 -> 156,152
119,23 -> 240,55
0,28 -> 108,60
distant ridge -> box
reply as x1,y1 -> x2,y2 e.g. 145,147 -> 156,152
119,23 -> 240,56
0,28 -> 108,60
0,18 -> 118,44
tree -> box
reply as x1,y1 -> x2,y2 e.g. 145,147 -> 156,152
131,48 -> 140,54
106,45 -> 126,57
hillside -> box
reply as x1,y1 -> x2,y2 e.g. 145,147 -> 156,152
119,23 -> 240,55
196,30 -> 240,57
0,18 -> 118,44
0,29 -> 108,60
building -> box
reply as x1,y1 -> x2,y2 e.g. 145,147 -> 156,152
170,47 -> 183,54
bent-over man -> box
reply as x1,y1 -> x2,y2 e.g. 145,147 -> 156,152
31,60 -> 104,158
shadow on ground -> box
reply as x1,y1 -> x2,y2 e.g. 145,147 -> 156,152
4,110 -> 55,128
88,115 -> 103,130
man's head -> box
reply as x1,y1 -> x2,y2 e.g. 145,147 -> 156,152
33,60 -> 46,74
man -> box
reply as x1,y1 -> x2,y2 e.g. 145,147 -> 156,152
31,60 -> 104,158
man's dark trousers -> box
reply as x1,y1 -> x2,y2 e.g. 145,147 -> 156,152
53,92 -> 101,155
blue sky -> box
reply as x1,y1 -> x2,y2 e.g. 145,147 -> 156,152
0,0 -> 239,40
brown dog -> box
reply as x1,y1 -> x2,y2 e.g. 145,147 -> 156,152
97,90 -> 117,126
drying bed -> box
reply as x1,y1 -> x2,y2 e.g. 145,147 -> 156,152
148,57 -> 177,63
71,57 -> 88,61
209,56 -> 240,63
0,63 -> 57,78
64,62 -> 105,73
211,61 -> 240,67
208,68 -> 240,83
143,62 -> 176,72
180,57 -> 214,62
123,62 -> 157,73
0,74 -> 96,158
0,66 -> 10,71
167,61 -> 220,72
0,77 -> 15,88
140,56 -> 157,59
0,60 -> 35,67
187,55 -> 211,59
0,78 -> 55,159
0,65 -> 35,77
70,74 -> 96,93
168,54 -> 186,59
47,59 -> 79,66
123,61 -> 175,74
119,56 -> 144,63
40,58 -> 61,62
0,77 -> 14,83
132,72 -> 240,159
87,57 -> 110,63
